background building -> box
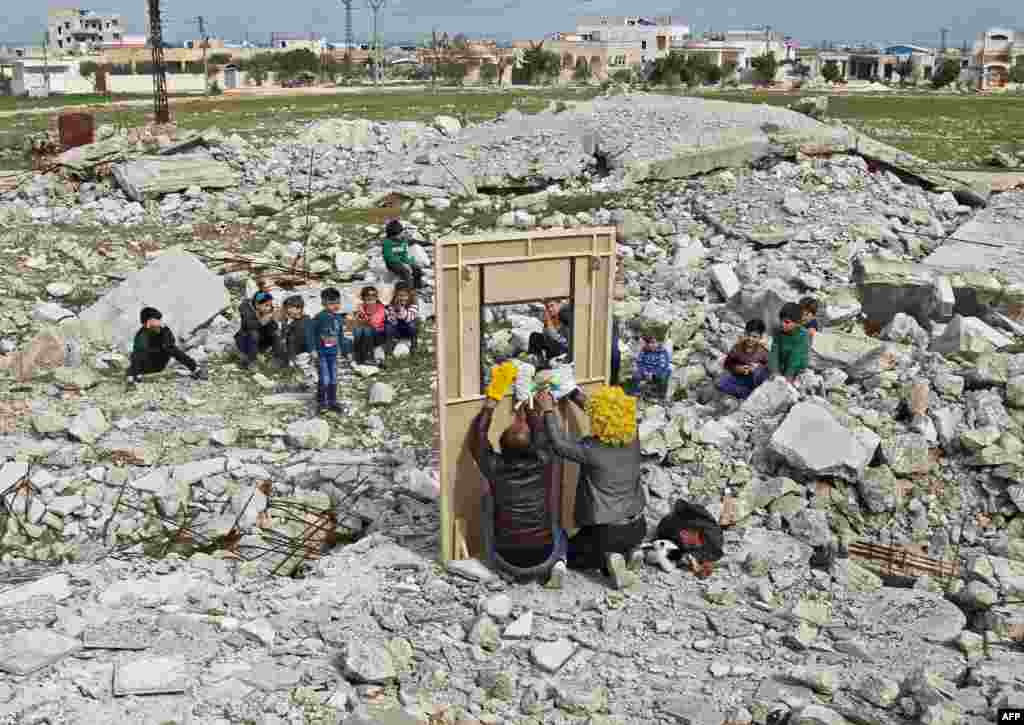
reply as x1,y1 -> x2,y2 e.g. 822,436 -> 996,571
48,8 -> 125,53
971,28 -> 1024,88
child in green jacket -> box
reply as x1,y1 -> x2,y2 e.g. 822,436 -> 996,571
769,303 -> 810,384
383,219 -> 424,290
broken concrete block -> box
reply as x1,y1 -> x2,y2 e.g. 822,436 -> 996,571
79,246 -> 230,354
930,315 -> 1012,360
769,400 -> 880,481
729,277 -> 799,332
740,377 -> 799,418
853,255 -> 936,327
710,263 -> 741,301
287,419 -> 330,449
0,629 -> 81,676
112,154 -> 239,202
67,406 -> 109,444
113,657 -> 189,696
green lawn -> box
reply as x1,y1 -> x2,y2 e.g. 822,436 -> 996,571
0,88 -> 596,170
2,86 -> 1022,171
700,90 -> 1024,169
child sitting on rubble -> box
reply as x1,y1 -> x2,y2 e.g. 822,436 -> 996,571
769,303 -> 811,385
799,297 -> 820,338
385,282 -> 419,355
127,307 -> 207,385
235,291 -> 285,370
717,319 -> 770,400
629,331 -> 672,399
383,219 -> 425,291
353,285 -> 388,367
280,295 -> 315,366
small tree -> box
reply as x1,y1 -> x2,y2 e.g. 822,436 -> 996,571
821,59 -> 841,83
721,61 -> 738,83
513,41 -> 561,85
650,52 -> 688,87
611,68 -> 632,84
1010,59 -> 1024,84
479,61 -> 498,85
750,53 -> 778,83
931,59 -> 959,89
894,59 -> 914,85
439,61 -> 468,86
79,60 -> 98,89
573,57 -> 591,83
208,52 -> 232,66
704,63 -> 723,85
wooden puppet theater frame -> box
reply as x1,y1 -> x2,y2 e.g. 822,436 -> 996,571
435,226 -> 618,563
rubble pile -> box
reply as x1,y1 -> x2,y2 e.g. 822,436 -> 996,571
1,91 -> 1024,725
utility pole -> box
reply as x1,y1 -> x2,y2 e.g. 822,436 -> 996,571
940,27 -> 949,56
41,31 -> 50,96
193,16 -> 210,94
367,0 -> 385,86
148,0 -> 169,122
337,0 -> 356,83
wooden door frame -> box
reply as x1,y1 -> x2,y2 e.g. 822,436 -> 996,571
435,226 -> 617,563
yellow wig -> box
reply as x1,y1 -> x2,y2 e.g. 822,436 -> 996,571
585,385 -> 637,446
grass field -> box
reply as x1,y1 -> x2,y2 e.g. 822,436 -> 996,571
701,90 -> 1024,169
0,88 -> 594,170
2,86 -> 1023,171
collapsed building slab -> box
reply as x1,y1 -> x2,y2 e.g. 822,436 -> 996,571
112,154 -> 240,202
853,255 -> 950,328
79,246 -> 229,353
923,217 -> 1024,315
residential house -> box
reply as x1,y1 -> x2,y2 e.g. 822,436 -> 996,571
671,29 -> 795,82
514,16 -> 691,82
48,8 -> 125,53
971,28 -> 1024,88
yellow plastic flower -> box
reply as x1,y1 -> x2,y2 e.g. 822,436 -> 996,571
485,361 -> 518,401
585,385 -> 637,446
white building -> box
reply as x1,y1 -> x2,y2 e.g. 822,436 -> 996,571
48,8 -> 126,53
671,29 -> 795,81
10,59 -> 87,95
574,15 -> 690,64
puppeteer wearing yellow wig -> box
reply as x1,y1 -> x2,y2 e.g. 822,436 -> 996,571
536,384 -> 645,590
585,385 -> 638,447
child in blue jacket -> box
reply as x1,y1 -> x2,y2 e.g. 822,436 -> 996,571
306,287 -> 353,414
630,334 -> 672,398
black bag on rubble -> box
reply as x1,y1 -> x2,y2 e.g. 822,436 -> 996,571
655,499 -> 724,564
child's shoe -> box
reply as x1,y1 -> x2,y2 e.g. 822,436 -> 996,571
605,552 -> 629,590
545,560 -> 567,590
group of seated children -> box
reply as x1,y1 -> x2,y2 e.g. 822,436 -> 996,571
716,297 -> 817,400
123,280 -> 421,416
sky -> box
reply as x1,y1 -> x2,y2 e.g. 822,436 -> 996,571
3,1 -> 1020,48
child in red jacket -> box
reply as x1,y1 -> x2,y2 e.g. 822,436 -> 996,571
353,286 -> 387,367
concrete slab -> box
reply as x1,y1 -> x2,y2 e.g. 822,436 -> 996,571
239,660 -> 303,692
82,621 -> 153,650
79,246 -> 230,354
923,218 -> 1024,304
0,573 -> 71,608
0,629 -> 81,676
113,657 -> 189,696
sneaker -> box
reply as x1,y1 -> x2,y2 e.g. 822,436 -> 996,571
605,552 -> 628,590
628,548 -> 645,572
546,560 -> 566,590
